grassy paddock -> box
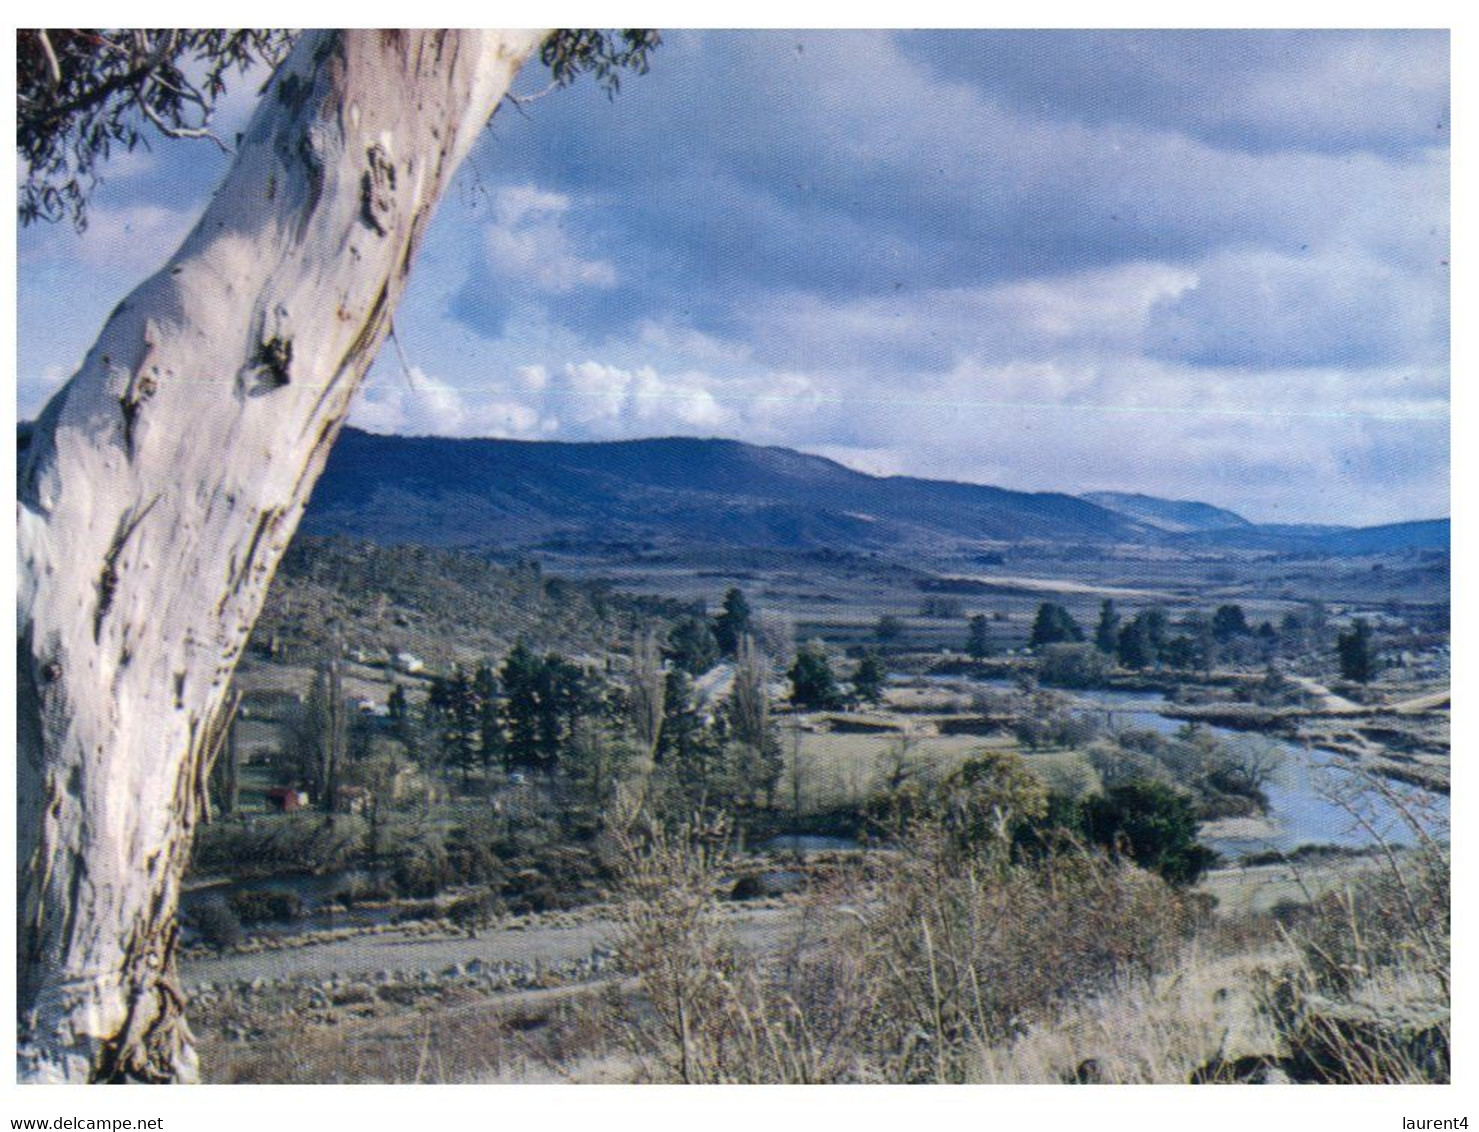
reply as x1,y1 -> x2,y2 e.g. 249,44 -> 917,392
783,724 -> 1100,817
783,730 -> 991,814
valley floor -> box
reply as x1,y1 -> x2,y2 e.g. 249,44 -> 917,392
189,531 -> 1448,1084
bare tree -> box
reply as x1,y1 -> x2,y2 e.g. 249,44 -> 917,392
727,636 -> 770,749
727,635 -> 781,810
617,629 -> 669,818
628,630 -> 668,759
881,730 -> 918,793
1206,735 -> 1282,798
304,644 -> 349,811
787,721 -> 811,832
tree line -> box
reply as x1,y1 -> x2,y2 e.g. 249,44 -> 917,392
1019,598 -> 1379,681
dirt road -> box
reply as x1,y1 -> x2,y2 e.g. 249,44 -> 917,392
1285,674 -> 1363,713
181,904 -> 797,988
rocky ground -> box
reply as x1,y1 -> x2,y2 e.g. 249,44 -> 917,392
184,898 -> 796,1082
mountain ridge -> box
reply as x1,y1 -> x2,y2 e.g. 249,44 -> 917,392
302,429 -> 1154,551
298,429 -> 1447,557
15,422 -> 1446,556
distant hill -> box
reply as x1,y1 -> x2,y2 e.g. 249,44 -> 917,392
16,422 -> 1448,559
1173,518 -> 1450,555
1081,491 -> 1250,533
301,429 -> 1151,552
1309,518 -> 1450,555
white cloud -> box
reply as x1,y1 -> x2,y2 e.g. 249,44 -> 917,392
797,354 -> 1448,525
635,320 -> 754,366
352,360 -> 764,444
809,445 -> 910,479
1230,34 -> 1447,153
353,368 -> 554,440
1145,249 -> 1448,368
344,342 -> 1449,526
740,261 -> 1200,372
481,186 -> 616,294
513,364 -> 549,393
351,368 -> 470,436
544,361 -> 729,436
16,32 -> 1446,528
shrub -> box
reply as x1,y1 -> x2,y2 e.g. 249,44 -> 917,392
1202,735 -> 1280,801
1085,740 -> 1167,789
1038,643 -> 1109,689
861,780 -> 931,843
938,750 -> 1047,857
874,615 -> 904,644
332,878 -> 397,906
1031,754 -> 1099,801
498,846 -> 604,914
831,826 -> 1200,1081
729,874 -> 766,901
190,901 -> 243,949
393,848 -> 449,899
228,889 -> 303,924
391,901 -> 441,924
1011,691 -> 1099,750
1081,781 -> 1217,886
447,890 -> 502,929
385,820 -> 508,900
1259,811 -> 1450,1083
612,818 -> 770,1082
192,813 -> 366,876
445,825 -> 502,887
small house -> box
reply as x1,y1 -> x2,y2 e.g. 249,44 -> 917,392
336,785 -> 372,815
265,786 -> 309,813
355,696 -> 389,717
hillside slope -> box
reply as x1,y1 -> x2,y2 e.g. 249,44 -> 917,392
252,536 -> 689,669
302,429 -> 1151,552
1082,491 -> 1250,533
1173,518 -> 1450,555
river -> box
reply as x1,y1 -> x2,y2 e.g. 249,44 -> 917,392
928,677 -> 1450,859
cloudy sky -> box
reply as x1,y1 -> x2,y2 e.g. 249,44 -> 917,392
17,29 -> 1449,525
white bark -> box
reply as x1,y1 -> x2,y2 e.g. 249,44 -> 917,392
16,29 -> 547,1082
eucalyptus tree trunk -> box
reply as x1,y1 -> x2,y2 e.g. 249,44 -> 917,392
16,28 -> 546,1083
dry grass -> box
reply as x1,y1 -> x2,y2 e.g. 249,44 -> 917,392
201,981 -> 624,1083
843,831 -> 1200,1081
606,817 -> 872,1083
976,944 -> 1289,1083
1254,847 -> 1449,1080
1196,854 -> 1384,917
608,815 -> 1201,1083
